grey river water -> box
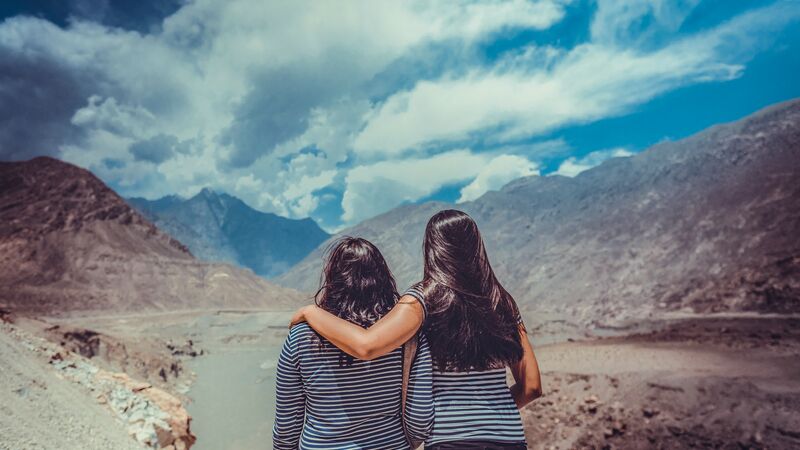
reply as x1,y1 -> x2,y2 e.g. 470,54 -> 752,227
188,345 -> 282,450
183,312 -> 290,450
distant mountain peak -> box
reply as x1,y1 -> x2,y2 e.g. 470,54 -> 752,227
0,156 -> 304,315
198,187 -> 217,197
128,189 -> 330,278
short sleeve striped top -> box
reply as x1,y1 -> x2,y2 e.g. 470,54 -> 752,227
273,322 -> 434,449
403,287 -> 527,446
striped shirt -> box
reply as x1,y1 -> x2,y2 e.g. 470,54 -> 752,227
273,322 -> 434,449
404,286 -> 527,446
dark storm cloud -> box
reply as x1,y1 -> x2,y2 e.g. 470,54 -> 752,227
129,133 -> 178,164
0,0 -> 184,33
0,44 -> 94,161
102,158 -> 125,169
220,65 -> 354,169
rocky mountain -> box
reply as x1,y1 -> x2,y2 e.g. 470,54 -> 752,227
128,189 -> 329,278
0,157 -> 303,316
278,99 -> 800,323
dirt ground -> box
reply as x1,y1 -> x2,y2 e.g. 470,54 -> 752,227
520,317 -> 800,449
3,309 -> 799,450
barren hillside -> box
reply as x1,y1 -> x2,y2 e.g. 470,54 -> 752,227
0,157 -> 303,316
279,100 -> 800,323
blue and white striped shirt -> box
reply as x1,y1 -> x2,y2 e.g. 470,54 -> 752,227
273,322 -> 434,449
404,286 -> 527,446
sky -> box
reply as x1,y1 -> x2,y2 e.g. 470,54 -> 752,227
1,0 -> 799,231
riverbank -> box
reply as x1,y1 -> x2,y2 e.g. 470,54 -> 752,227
3,310 -> 798,449
521,317 -> 800,449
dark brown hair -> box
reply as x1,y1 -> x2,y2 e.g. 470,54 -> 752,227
314,237 -> 399,363
420,209 -> 523,371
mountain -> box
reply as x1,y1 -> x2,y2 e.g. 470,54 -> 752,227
278,99 -> 800,323
128,189 -> 329,278
0,156 -> 303,316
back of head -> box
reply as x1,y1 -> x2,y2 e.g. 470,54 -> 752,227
316,237 -> 399,328
422,209 -> 523,371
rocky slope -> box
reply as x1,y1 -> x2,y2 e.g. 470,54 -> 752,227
0,157 -> 303,316
128,190 -> 329,278
279,99 -> 800,323
0,314 -> 194,450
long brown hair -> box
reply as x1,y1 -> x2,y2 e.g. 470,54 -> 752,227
314,237 -> 399,364
420,209 -> 523,371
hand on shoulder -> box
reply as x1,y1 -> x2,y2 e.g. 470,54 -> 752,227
288,304 -> 315,328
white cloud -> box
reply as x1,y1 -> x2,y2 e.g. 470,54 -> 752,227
0,1 -> 568,219
590,0 -> 702,45
554,148 -> 633,177
1,0 -> 798,229
342,149 -> 523,223
71,96 -> 157,138
353,2 -> 800,156
427,0 -> 566,41
458,154 -> 539,202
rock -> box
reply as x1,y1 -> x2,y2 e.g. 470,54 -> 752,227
156,426 -> 175,447
667,425 -> 683,436
603,421 -> 626,439
97,370 -> 196,449
642,407 -> 659,418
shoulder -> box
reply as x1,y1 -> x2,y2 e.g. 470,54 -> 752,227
402,281 -> 428,307
400,283 -> 428,322
287,322 -> 314,345
403,281 -> 426,299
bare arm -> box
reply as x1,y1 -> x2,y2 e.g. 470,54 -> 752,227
509,325 -> 543,409
289,296 -> 424,360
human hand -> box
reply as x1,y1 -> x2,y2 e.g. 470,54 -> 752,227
289,305 -> 312,328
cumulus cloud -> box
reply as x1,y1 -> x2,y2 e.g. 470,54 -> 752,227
458,154 -> 539,202
0,0 -> 797,229
129,134 -> 179,164
554,148 -> 634,177
342,150 -> 538,223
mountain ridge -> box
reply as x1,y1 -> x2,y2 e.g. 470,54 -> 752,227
0,156 -> 304,316
278,99 -> 800,323
128,188 -> 329,278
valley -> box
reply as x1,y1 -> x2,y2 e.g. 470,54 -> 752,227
0,100 -> 798,449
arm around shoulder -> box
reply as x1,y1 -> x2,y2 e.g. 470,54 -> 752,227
295,295 -> 425,360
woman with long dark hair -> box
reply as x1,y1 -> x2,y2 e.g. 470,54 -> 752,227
273,237 -> 433,449
291,210 -> 542,449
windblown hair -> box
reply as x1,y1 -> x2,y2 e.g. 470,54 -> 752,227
420,209 -> 523,372
314,237 -> 399,364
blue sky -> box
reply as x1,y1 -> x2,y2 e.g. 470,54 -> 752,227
1,0 -> 799,231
